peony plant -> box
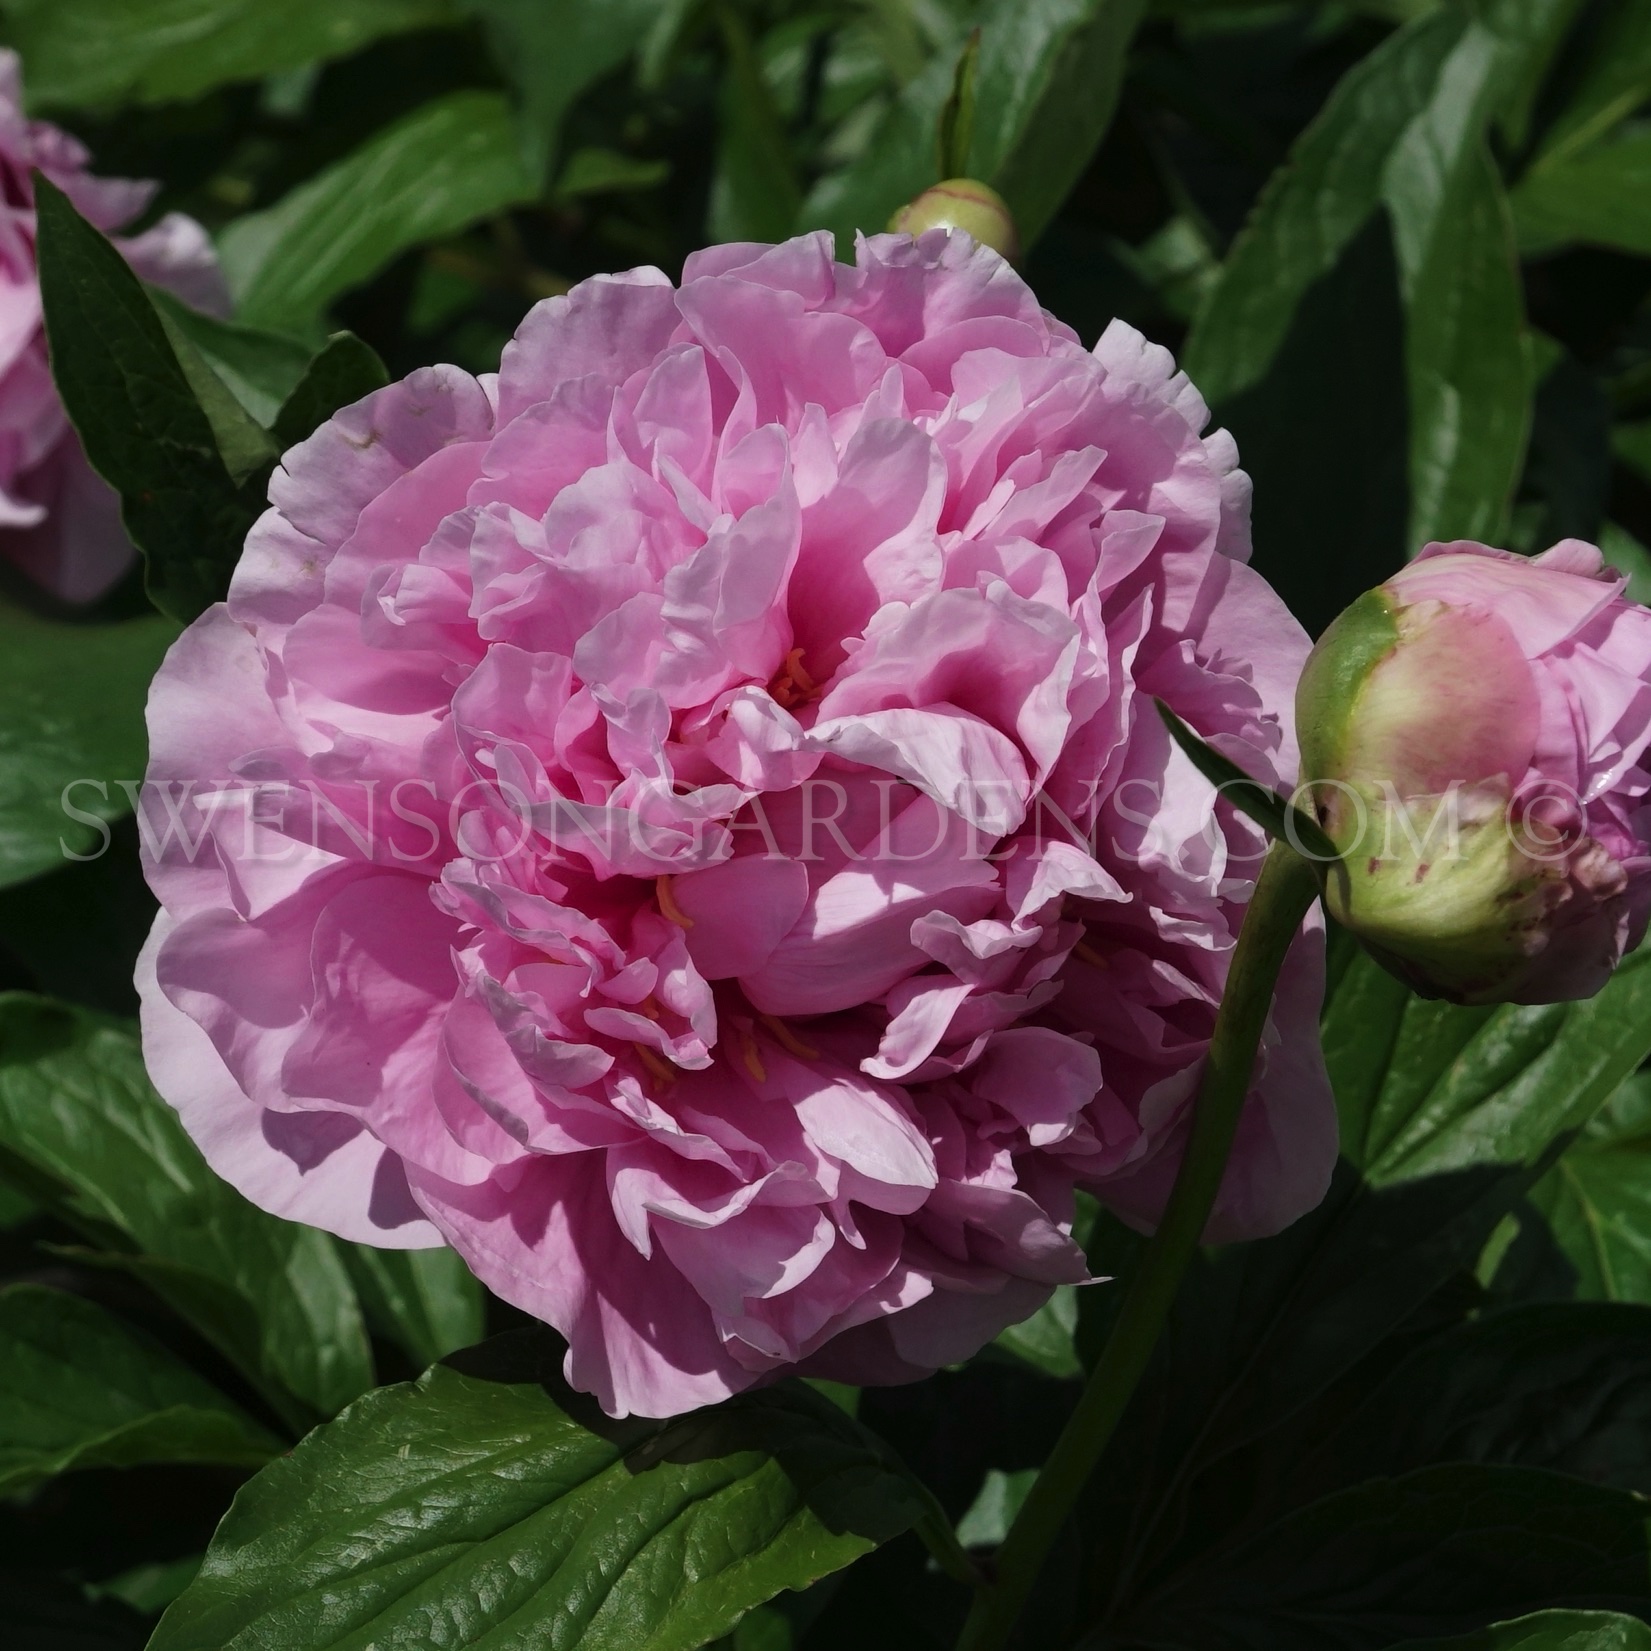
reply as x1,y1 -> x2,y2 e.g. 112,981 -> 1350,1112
7,8 -> 1651,1651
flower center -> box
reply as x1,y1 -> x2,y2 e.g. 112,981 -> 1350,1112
766,647 -> 820,710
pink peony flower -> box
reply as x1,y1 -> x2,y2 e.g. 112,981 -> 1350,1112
0,49 -> 227,602
137,230 -> 1335,1417
1299,538 -> 1651,1005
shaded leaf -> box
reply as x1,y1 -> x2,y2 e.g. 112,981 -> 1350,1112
0,1570 -> 149,1651
803,0 -> 1145,252
1214,212 -> 1410,638
0,994 -> 372,1426
1073,1162 -> 1544,1624
993,1286 -> 1081,1380
936,29 -> 981,181
469,0 -> 671,184
154,306 -> 277,486
1532,0 -> 1651,168
0,0 -> 456,109
1183,4 -> 1470,406
340,1244 -> 485,1371
1400,142 -> 1531,547
956,1467 -> 1036,1550
35,175 -> 262,622
974,0 -> 1146,250
1119,1465 -> 1651,1651
1394,1609 -> 1651,1648
150,1328 -> 927,1651
710,5 -> 803,244
1514,131 -> 1651,260
555,147 -> 672,199
218,91 -> 538,332
1323,943 -> 1651,1184
0,1283 -> 278,1498
1532,1073 -> 1651,1304
1187,0 -> 1564,544
1600,522 -> 1651,607
0,602 -> 176,889
270,331 -> 390,450
146,290 -> 314,429
1298,1302 -> 1651,1496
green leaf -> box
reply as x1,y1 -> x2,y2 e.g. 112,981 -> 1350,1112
973,0 -> 1146,250
0,1571 -> 149,1650
1183,4 -> 1470,406
218,91 -> 538,333
1074,1161 -> 1543,1620
146,290 -> 315,429
1600,522 -> 1651,607
149,1329 -> 927,1651
93,1555 -> 204,1617
993,1286 -> 1081,1379
1513,130 -> 1651,260
554,147 -> 672,200
1323,942 -> 1651,1184
340,1244 -> 485,1371
0,1283 -> 279,1498
468,0 -> 671,184
1298,1302 -> 1651,1496
802,0 -> 1145,253
956,1467 -> 1036,1550
34,175 -> 260,623
0,0 -> 457,109
0,602 -> 176,889
1400,142 -> 1531,547
1533,0 -> 1651,168
710,5 -> 804,244
1154,699 -> 1340,861
271,332 -> 390,450
1532,1073 -> 1651,1304
936,30 -> 981,181
1123,1464 -> 1651,1651
1394,1609 -> 1651,1649
0,995 -> 372,1426
154,305 -> 277,486
1215,213 -> 1410,639
1076,936 -> 1651,1621
1186,0 -> 1566,540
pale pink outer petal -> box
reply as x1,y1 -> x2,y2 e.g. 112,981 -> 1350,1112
138,919 -> 444,1247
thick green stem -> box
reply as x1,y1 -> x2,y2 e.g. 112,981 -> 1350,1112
954,842 -> 1321,1651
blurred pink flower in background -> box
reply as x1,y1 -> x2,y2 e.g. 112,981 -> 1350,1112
0,48 -> 226,602
138,229 -> 1335,1417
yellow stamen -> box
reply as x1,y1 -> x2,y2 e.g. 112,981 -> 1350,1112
636,994 -> 661,1021
636,1047 -> 677,1086
760,1013 -> 820,1060
766,647 -> 820,709
1072,939 -> 1109,969
783,647 -> 816,694
739,1029 -> 767,1084
655,875 -> 694,929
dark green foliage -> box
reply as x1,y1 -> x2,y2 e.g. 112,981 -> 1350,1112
7,3 -> 1651,1649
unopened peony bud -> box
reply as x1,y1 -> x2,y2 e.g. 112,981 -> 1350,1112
1297,540 -> 1651,1005
888,178 -> 1020,260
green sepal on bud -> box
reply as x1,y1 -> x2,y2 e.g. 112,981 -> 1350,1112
1297,587 -> 1571,1005
888,179 -> 1021,262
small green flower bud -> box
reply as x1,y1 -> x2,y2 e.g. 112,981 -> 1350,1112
888,178 -> 1020,261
